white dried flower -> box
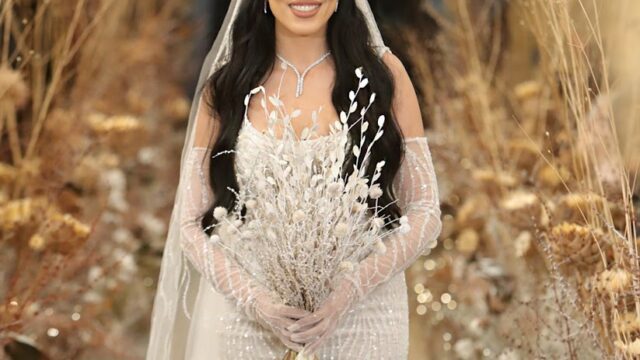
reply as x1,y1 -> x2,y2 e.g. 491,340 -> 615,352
209,234 -> 220,243
356,181 -> 369,199
240,230 -> 254,239
399,216 -> 411,234
368,184 -> 383,199
326,181 -> 344,196
371,217 -> 385,230
213,206 -> 228,220
246,199 -> 257,209
334,222 -> 349,237
255,179 -> 267,191
292,210 -> 305,223
351,202 -> 365,213
339,261 -> 354,272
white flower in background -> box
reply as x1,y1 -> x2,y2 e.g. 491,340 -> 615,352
615,339 -> 640,355
88,266 -> 103,284
453,338 -> 476,359
497,348 -> 520,360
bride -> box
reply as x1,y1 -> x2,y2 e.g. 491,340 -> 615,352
146,0 -> 442,359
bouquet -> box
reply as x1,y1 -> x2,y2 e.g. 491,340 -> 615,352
209,68 -> 410,358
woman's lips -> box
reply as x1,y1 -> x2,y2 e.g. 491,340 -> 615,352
289,2 -> 322,18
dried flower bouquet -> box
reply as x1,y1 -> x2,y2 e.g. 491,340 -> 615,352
207,69 -> 409,357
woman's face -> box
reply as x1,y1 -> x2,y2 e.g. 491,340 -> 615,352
267,0 -> 338,36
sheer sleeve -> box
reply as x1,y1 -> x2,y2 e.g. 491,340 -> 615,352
344,136 -> 442,300
179,145 -> 263,318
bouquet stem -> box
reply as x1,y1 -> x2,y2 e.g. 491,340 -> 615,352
283,349 -> 318,360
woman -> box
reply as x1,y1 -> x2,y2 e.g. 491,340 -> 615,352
146,0 -> 442,359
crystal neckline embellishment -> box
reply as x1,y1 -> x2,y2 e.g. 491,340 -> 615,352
276,51 -> 331,98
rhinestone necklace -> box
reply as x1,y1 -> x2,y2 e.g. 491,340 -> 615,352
276,51 -> 331,98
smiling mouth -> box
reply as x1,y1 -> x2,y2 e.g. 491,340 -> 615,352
289,2 -> 322,17
290,4 -> 320,11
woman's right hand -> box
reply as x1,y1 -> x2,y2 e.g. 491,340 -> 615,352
246,288 -> 310,352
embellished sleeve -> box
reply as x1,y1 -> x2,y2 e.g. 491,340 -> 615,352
344,136 -> 443,300
178,146 -> 263,316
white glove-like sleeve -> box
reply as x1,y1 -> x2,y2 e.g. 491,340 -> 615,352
179,146 -> 264,316
345,136 -> 442,300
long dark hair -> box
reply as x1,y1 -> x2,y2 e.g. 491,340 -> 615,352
200,0 -> 405,234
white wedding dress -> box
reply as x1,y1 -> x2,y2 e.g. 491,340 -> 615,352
177,105 -> 442,359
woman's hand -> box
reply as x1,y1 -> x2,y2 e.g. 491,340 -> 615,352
286,279 -> 358,356
247,288 -> 311,352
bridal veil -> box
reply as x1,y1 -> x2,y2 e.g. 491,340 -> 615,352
145,1 -> 389,358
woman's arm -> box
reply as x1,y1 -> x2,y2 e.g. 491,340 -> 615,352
179,89 -> 309,351
342,52 -> 442,301
179,89 -> 261,313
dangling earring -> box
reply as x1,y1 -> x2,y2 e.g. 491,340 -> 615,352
335,0 -> 339,12
264,0 -> 268,14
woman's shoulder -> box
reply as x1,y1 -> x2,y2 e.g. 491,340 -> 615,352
380,51 -> 403,74
380,51 -> 425,138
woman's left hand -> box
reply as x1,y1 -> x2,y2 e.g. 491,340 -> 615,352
286,278 -> 358,356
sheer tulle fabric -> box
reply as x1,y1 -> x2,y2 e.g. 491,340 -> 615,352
344,137 -> 442,301
178,121 -> 441,358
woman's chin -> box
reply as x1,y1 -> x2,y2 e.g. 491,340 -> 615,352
279,20 -> 328,37
274,3 -> 333,37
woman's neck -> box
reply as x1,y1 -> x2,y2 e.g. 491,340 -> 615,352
274,24 -> 330,70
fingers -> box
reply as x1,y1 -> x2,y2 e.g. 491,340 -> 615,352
255,311 -> 297,336
287,310 -> 325,332
304,326 -> 333,355
267,315 -> 296,331
290,318 -> 329,343
275,332 -> 304,353
303,329 -> 331,356
277,304 -> 311,319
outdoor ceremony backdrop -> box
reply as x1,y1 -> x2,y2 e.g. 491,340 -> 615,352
0,0 -> 638,359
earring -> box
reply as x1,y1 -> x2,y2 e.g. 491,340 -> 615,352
335,0 -> 339,12
264,0 -> 268,14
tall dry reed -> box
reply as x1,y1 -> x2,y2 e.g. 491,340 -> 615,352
0,1 -> 190,358
401,0 -> 638,359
